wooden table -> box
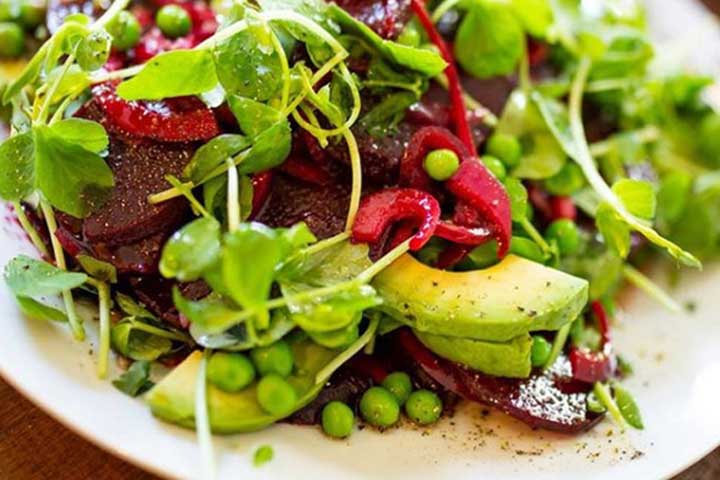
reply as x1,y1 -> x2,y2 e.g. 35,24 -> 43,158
0,379 -> 717,479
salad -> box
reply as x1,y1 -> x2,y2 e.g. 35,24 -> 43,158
1,0 -> 719,473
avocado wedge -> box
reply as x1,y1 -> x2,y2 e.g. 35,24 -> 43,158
373,254 -> 588,342
146,335 -> 339,434
414,330 -> 533,378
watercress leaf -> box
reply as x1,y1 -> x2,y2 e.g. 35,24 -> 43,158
173,288 -> 243,334
286,283 -> 380,333
116,292 -> 157,320
0,131 -> 35,201
34,125 -> 114,218
160,217 -> 222,282
222,223 -> 282,325
360,91 -> 417,138
511,0 -> 553,37
530,90 -> 579,159
190,309 -> 295,350
308,320 -> 360,348
596,202 -> 631,258
182,134 -> 250,184
454,0 -> 524,79
279,241 -> 372,284
328,5 -> 446,76
15,296 -> 68,323
203,175 -> 227,220
227,95 -> 283,137
237,117 -> 292,175
611,178 -> 656,220
76,254 -> 117,283
213,22 -> 282,101
239,175 -> 254,221
49,118 -> 108,154
4,255 -> 87,297
277,222 -> 317,257
112,360 -> 154,397
111,318 -> 174,361
117,50 -> 219,100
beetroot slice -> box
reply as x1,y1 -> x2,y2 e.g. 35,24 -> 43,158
91,232 -> 168,274
392,329 -> 603,433
75,110 -> 194,245
91,83 -> 220,142
128,276 -> 210,328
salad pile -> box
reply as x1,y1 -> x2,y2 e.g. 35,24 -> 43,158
1,0 -> 720,470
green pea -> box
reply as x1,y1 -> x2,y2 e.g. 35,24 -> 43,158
0,22 -> 24,58
207,352 -> 256,392
480,155 -> 507,180
251,340 -> 294,378
613,384 -> 644,430
359,386 -> 400,428
108,11 -> 141,51
256,374 -> 297,416
530,335 -> 552,367
405,389 -> 442,425
381,372 -> 412,405
486,133 -> 522,168
545,162 -> 585,196
586,392 -> 607,414
545,219 -> 580,255
423,148 -> 460,181
156,4 -> 192,39
509,236 -> 545,263
321,401 -> 355,438
20,1 -> 45,29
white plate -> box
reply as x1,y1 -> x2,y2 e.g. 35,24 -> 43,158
1,1 -> 720,479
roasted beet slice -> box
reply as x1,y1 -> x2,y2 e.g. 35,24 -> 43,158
91,83 -> 220,142
257,173 -> 350,239
334,0 -> 412,39
76,125 -> 194,246
128,276 -> 210,328
389,329 -> 603,433
92,232 -> 168,274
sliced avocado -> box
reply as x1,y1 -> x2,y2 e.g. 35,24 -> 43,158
414,330 -> 532,378
373,254 -> 588,342
146,335 -> 339,434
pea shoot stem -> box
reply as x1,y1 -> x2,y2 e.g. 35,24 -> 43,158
226,158 -> 240,232
96,280 -> 111,379
592,382 -> 627,431
12,201 -> 49,258
40,200 -> 85,341
519,217 -> 554,259
195,350 -> 216,480
623,264 -> 681,313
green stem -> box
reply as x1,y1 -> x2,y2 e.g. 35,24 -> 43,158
40,200 -> 85,341
226,158 -> 240,232
12,201 -> 49,258
96,281 -> 111,379
165,176 -> 211,218
519,217 -> 553,258
36,54 -> 75,125
356,238 -> 411,283
343,128 -> 362,231
93,0 -> 132,29
593,382 -> 627,431
543,322 -> 571,371
588,126 -> 660,158
195,350 -> 216,480
623,264 -> 681,313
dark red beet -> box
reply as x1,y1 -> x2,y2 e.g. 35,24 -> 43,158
132,28 -> 194,64
391,329 -> 604,433
334,0 -> 412,39
92,232 -> 168,274
128,276 -> 210,328
91,83 -> 220,142
256,173 -> 349,239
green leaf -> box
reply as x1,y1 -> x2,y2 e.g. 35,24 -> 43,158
190,308 -> 294,350
222,223 -> 283,325
183,134 -> 250,183
596,202 -> 631,258
213,21 -> 282,101
160,217 -> 222,282
34,125 -> 114,218
511,0 -> 553,37
112,360 -> 155,397
328,5 -> 447,76
4,255 -> 88,297
2,46 -> 45,104
49,118 -> 108,154
0,132 -> 35,201
15,296 -> 68,323
117,49 -> 219,100
359,91 -> 417,138
227,96 -> 283,138
46,64 -> 91,104
76,254 -> 118,283
110,317 -> 175,361
513,132 -> 566,179
237,118 -> 292,175
116,292 -> 157,320
454,0 -> 524,79
174,289 -> 244,334
611,178 -> 656,220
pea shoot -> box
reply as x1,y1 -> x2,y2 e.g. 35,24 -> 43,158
156,5 -> 192,39
423,149 -> 460,181
321,401 -> 355,438
405,390 -> 442,426
359,386 -> 400,428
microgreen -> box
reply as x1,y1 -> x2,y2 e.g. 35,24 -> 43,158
111,316 -> 191,361
113,360 -> 155,397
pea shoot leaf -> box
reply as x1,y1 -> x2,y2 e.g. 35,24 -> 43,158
454,0 -> 524,79
596,202 -> 631,258
173,290 -> 243,334
0,131 -> 35,201
49,118 -> 109,154
4,255 -> 88,297
183,134 -> 251,184
34,125 -> 114,218
16,296 -> 68,323
112,360 -> 155,397
511,0 -> 554,37
110,317 -> 181,361
160,217 -> 222,282
76,254 -> 118,283
117,49 -> 219,100
116,292 -> 157,320
611,178 -> 656,220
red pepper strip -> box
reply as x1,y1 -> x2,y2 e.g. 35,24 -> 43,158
550,195 -> 577,222
250,171 -> 273,219
446,160 -> 512,257
351,188 -> 441,251
435,244 -> 473,269
388,221 -> 418,250
411,0 -> 474,152
570,301 -> 615,383
400,126 -> 471,191
92,82 -> 220,142
435,221 -> 493,245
